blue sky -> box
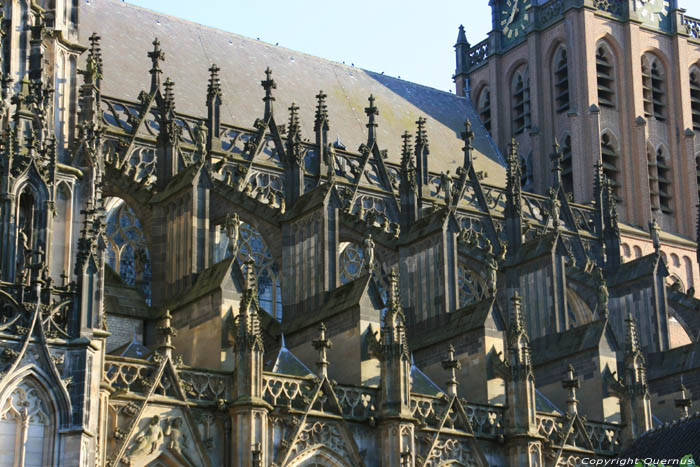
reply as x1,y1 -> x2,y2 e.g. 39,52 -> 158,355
126,1 -> 700,93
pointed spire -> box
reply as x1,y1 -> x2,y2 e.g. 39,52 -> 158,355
461,119 -> 474,169
454,25 -> 471,83
288,102 -> 300,139
365,94 -> 379,144
562,364 -> 580,415
148,38 -> 165,92
400,131 -> 414,171
163,78 -> 176,116
207,63 -> 222,100
415,117 -> 430,191
314,90 -> 329,132
675,383 -> 692,418
78,33 -> 103,87
157,309 -> 177,357
508,291 -> 532,374
261,66 -> 276,119
625,312 -> 641,357
387,267 -> 400,312
244,258 -> 257,293
312,322 -> 332,379
441,344 -> 461,397
456,24 -> 469,46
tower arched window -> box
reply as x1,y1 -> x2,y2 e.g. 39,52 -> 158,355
596,44 -> 615,108
656,145 -> 672,213
477,87 -> 491,132
647,143 -> 660,212
690,67 -> 700,132
553,47 -> 570,112
600,132 -> 621,202
512,68 -> 531,135
562,135 -> 573,196
642,54 -> 666,121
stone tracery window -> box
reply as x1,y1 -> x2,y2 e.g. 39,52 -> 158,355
457,263 -> 486,307
215,221 -> 281,321
0,379 -> 55,467
338,242 -> 389,303
105,199 -> 152,305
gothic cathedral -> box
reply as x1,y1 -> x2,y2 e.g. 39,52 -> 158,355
0,0 -> 698,465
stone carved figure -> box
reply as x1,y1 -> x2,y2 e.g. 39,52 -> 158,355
165,416 -> 196,465
224,213 -> 240,257
327,143 -> 337,181
594,267 -> 609,316
363,234 -> 375,273
128,415 -> 164,460
486,251 -> 498,295
441,171 -> 453,205
195,121 -> 207,156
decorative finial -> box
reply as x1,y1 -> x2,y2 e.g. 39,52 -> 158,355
415,117 -> 429,150
207,63 -> 222,99
157,310 -> 177,357
365,94 -> 379,143
400,131 -> 414,170
442,344 -> 461,397
314,90 -> 329,131
261,66 -> 276,118
461,119 -> 474,168
244,258 -> 257,292
675,383 -> 692,418
312,322 -> 332,378
562,364 -> 580,414
148,38 -> 165,92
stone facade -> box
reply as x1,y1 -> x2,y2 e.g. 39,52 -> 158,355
0,0 -> 698,465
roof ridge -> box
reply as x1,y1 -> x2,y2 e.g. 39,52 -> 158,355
642,410 -> 700,437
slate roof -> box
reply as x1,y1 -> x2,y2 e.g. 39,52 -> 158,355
607,253 -> 661,287
619,411 -> 700,460
646,341 -> 700,380
79,0 -> 506,183
407,296 -> 499,350
104,265 -> 150,318
170,256 -> 236,309
530,320 -> 617,367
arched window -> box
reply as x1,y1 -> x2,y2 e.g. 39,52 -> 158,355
561,135 -> 573,196
596,44 -> 616,108
600,132 -> 621,201
683,256 -> 694,293
458,263 -> 486,307
656,145 -> 672,213
633,245 -> 642,258
50,183 -> 72,283
105,199 -> 152,305
214,220 -> 281,321
647,143 -> 660,212
0,379 -> 55,466
553,47 -> 570,113
512,68 -> 531,135
690,67 -> 700,132
337,242 -> 389,304
477,87 -> 492,132
642,54 -> 666,121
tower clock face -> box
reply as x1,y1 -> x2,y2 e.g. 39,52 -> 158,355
500,0 -> 531,42
637,0 -> 670,30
